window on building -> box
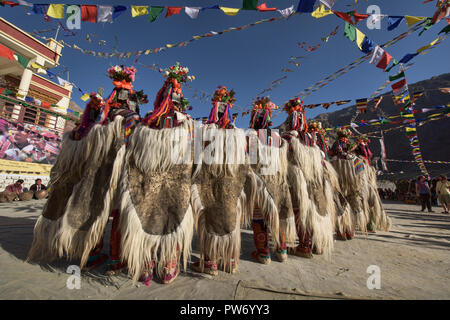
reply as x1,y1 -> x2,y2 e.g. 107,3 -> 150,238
0,102 -> 16,120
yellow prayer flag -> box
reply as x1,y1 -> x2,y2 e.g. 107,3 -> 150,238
80,93 -> 90,101
356,29 -> 365,50
311,4 -> 333,19
193,36 -> 202,39
404,16 -> 426,27
131,6 -> 149,18
402,114 -> 414,118
405,127 -> 416,132
417,37 -> 439,53
47,4 -> 65,19
220,7 -> 240,16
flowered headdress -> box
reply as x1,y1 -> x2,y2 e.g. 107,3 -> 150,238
143,63 -> 193,127
107,65 -> 136,89
160,62 -> 195,84
283,97 -> 304,115
357,135 -> 370,144
250,97 -> 277,129
336,127 -> 353,144
212,86 -> 236,104
308,121 -> 326,137
284,97 -> 308,132
208,86 -> 236,128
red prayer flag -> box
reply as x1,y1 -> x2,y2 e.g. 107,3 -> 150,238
391,79 -> 407,92
376,51 -> 392,70
166,7 -> 182,18
332,10 -> 354,24
2,1 -> 19,7
353,10 -> 370,24
0,43 -> 15,61
81,5 -> 97,23
257,3 -> 277,11
41,101 -> 51,108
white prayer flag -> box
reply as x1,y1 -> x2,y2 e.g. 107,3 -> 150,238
319,0 -> 337,9
370,46 -> 384,65
18,0 -> 33,7
97,5 -> 113,23
185,7 -> 201,19
278,5 -> 294,19
350,122 -> 359,128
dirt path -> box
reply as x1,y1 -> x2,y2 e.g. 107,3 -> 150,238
0,200 -> 448,300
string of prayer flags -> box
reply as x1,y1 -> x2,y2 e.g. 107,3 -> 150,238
405,16 -> 427,27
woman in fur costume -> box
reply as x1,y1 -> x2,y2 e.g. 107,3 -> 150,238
328,128 -> 356,160
281,100 -> 336,259
354,135 -> 373,165
308,121 -> 329,160
114,64 -> 195,286
246,97 -> 294,265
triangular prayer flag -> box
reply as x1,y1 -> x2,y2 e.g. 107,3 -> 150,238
352,10 -> 370,24
278,5 -> 294,18
185,7 -> 201,19
319,0 -> 336,9
385,59 -> 399,73
148,6 -> 164,22
257,3 -> 276,12
387,16 -> 404,31
344,22 -> 356,42
80,93 -> 90,101
47,4 -> 65,19
417,37 -> 439,53
438,24 -> 450,34
333,10 -> 354,24
398,53 -> 419,64
370,46 -> 384,64
355,29 -> 365,50
297,0 -> 316,13
113,6 -> 127,19
361,37 -> 375,54
131,6 -> 149,17
242,0 -> 258,10
311,4 -> 333,18
97,5 -> 113,23
81,5 -> 97,23
405,15 -> 427,27
220,7 -> 240,16
166,7 -> 183,18
31,4 -> 49,14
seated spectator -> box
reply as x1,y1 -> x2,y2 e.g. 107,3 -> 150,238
5,179 -> 24,200
30,179 -> 48,200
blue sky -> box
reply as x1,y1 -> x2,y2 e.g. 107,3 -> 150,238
1,0 -> 449,128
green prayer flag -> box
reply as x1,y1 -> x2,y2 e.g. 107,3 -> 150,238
15,53 -> 29,68
148,6 -> 164,22
384,59 -> 399,73
242,0 -> 258,10
344,22 -> 356,42
438,24 -> 450,35
419,18 -> 433,36
389,71 -> 405,82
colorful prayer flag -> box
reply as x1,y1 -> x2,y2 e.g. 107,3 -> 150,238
97,5 -> 113,23
220,7 -> 240,16
149,6 -> 164,22
131,6 -> 149,17
297,0 -> 316,13
47,4 -> 65,19
166,7 -> 183,18
242,0 -> 258,10
81,5 -> 97,23
311,4 -> 333,18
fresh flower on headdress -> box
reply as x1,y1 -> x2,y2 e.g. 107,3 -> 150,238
283,97 -> 304,115
252,97 -> 278,113
107,65 -> 137,83
358,135 -> 370,144
212,86 -> 236,104
336,127 -> 353,139
161,62 -> 195,83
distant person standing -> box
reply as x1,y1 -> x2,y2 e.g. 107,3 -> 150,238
416,176 -> 433,213
436,175 -> 450,214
